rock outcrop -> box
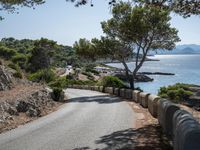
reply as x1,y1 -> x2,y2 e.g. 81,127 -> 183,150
0,65 -> 13,91
0,89 -> 58,132
114,73 -> 154,82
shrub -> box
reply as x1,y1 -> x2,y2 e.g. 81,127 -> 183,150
97,76 -> 126,88
49,77 -> 68,89
85,68 -> 99,75
51,87 -> 64,101
11,53 -> 27,63
8,63 -> 23,79
28,69 -> 55,83
49,77 -> 96,89
158,83 -> 193,103
0,46 -> 16,59
11,53 -> 27,68
66,73 -> 75,80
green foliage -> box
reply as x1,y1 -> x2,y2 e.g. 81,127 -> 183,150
0,37 -> 76,70
66,73 -> 75,80
49,77 -> 68,89
11,53 -> 27,63
52,87 -> 63,101
0,46 -> 16,59
11,53 -> 27,68
158,83 -> 193,103
97,76 -> 126,88
82,71 -> 95,80
8,63 -> 23,79
73,38 -> 97,61
28,46 -> 50,72
49,76 -> 96,89
28,69 -> 55,83
85,68 -> 99,75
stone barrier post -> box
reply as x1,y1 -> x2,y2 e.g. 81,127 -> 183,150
158,99 -> 180,136
132,90 -> 141,103
139,92 -> 150,108
114,88 -> 120,96
119,88 -> 125,98
94,86 -> 99,91
125,89 -> 132,99
173,109 -> 200,150
99,86 -> 104,92
148,95 -> 161,118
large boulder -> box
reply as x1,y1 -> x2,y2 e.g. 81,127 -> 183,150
16,101 -> 30,112
26,107 -> 41,117
0,65 -> 13,91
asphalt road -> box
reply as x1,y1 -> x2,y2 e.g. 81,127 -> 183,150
0,88 -> 136,150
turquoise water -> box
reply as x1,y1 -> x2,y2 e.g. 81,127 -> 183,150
108,55 -> 200,94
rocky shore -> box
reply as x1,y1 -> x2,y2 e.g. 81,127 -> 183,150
114,73 -> 154,82
138,72 -> 175,76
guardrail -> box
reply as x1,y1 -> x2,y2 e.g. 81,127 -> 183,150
68,85 -> 200,150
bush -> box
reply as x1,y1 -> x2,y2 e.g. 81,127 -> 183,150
8,63 -> 23,79
97,76 -> 126,88
0,46 -> 16,59
11,53 -> 27,63
49,77 -> 68,89
11,53 -> 27,68
82,71 -> 95,80
85,68 -> 99,75
66,73 -> 75,80
28,69 -> 55,83
51,87 -> 64,101
49,77 -> 96,89
158,83 -> 193,103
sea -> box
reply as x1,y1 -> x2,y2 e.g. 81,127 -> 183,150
107,55 -> 200,94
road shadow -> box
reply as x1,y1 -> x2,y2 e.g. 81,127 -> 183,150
66,95 -> 122,104
72,124 -> 172,150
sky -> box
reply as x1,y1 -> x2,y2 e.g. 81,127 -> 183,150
0,0 -> 199,46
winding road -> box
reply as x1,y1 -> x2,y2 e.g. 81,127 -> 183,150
0,88 -> 136,150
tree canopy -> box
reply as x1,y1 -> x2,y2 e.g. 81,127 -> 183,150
0,0 -> 199,19
73,38 -> 98,62
76,2 -> 180,89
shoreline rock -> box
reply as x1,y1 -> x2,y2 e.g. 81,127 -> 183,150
138,72 -> 175,76
114,73 -> 154,82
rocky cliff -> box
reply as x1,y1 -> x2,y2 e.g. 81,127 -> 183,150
0,65 -> 13,91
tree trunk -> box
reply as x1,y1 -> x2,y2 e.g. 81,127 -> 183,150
129,76 -> 134,89
121,60 -> 134,89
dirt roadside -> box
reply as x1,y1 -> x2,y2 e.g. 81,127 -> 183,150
127,101 -> 173,150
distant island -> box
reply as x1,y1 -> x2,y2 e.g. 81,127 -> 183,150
149,44 -> 200,55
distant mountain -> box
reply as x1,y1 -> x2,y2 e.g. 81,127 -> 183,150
150,44 -> 200,55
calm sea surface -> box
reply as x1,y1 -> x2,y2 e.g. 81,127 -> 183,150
107,55 -> 200,94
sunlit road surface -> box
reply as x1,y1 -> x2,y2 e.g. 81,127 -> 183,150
0,88 -> 136,150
